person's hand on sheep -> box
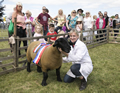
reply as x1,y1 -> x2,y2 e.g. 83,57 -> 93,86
58,47 -> 68,57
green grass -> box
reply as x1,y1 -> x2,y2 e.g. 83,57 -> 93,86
0,29 -> 120,93
0,44 -> 120,93
0,28 -> 8,38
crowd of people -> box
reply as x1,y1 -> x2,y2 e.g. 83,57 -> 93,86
6,2 -> 120,91
6,2 -> 120,45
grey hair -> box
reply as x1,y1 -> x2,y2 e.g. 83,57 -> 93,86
69,28 -> 79,36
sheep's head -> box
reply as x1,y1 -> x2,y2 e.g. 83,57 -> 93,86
53,38 -> 71,53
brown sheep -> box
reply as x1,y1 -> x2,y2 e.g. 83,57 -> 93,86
26,38 -> 71,86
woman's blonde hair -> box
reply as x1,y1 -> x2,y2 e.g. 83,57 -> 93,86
26,10 -> 32,16
85,11 -> 91,17
71,10 -> 77,16
34,25 -> 43,35
93,15 -> 97,19
69,28 -> 79,36
58,9 -> 63,16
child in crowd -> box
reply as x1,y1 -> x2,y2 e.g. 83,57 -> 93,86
93,15 -> 97,35
33,25 -> 46,43
76,18 -> 82,37
47,24 -> 57,43
57,29 -> 66,39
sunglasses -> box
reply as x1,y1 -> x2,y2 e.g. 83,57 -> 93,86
43,9 -> 46,10
26,13 -> 28,14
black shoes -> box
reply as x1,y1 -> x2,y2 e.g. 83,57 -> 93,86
79,78 -> 87,91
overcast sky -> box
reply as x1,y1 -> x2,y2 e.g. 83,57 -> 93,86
2,0 -> 120,18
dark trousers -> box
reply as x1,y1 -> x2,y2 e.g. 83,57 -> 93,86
42,26 -> 48,41
96,30 -> 104,41
17,26 -> 27,55
64,64 -> 82,83
114,30 -> 119,36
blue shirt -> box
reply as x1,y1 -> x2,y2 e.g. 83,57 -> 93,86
67,16 -> 78,28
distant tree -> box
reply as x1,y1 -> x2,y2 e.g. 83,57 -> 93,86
111,16 -> 115,19
0,0 -> 5,22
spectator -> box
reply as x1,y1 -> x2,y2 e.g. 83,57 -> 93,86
54,9 -> 66,33
33,25 -> 46,43
76,18 -> 82,37
95,13 -> 106,41
103,11 -> 109,39
66,10 -> 78,32
98,11 -> 102,18
47,24 -> 57,43
83,11 -> 93,43
60,29 -> 93,91
37,6 -> 56,36
25,10 -> 35,42
46,8 -> 49,13
93,15 -> 97,35
12,2 -> 27,55
104,11 -> 109,28
109,17 -> 113,28
56,30 -> 66,39
76,8 -> 84,21
113,14 -> 120,43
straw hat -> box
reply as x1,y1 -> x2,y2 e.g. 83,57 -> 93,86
77,18 -> 82,21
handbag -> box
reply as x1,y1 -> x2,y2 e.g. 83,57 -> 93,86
8,20 -> 14,35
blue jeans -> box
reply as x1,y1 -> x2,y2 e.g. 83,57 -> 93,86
42,26 -> 48,41
64,64 -> 82,83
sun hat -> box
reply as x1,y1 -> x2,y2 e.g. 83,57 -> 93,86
16,2 -> 23,7
77,18 -> 82,21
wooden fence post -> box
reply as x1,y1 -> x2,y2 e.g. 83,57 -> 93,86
107,28 -> 109,43
13,18 -> 18,71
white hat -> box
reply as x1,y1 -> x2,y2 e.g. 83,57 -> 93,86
77,18 -> 82,21
16,2 -> 23,7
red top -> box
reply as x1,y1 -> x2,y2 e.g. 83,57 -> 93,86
37,13 -> 50,31
95,18 -> 106,29
47,31 -> 57,41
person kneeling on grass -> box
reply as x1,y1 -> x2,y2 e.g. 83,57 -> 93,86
58,28 -> 93,91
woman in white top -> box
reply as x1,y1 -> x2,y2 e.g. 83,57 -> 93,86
25,10 -> 35,43
54,9 -> 66,33
59,29 -> 93,91
83,11 -> 93,44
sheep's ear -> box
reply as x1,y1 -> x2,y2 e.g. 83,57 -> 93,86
53,39 -> 60,47
53,42 -> 58,47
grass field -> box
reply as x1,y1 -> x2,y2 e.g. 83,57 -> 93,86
0,29 -> 120,93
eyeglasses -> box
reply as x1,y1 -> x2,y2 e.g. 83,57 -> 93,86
104,14 -> 107,15
43,9 -> 46,10
26,13 -> 28,14
100,15 -> 103,16
73,12 -> 76,13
